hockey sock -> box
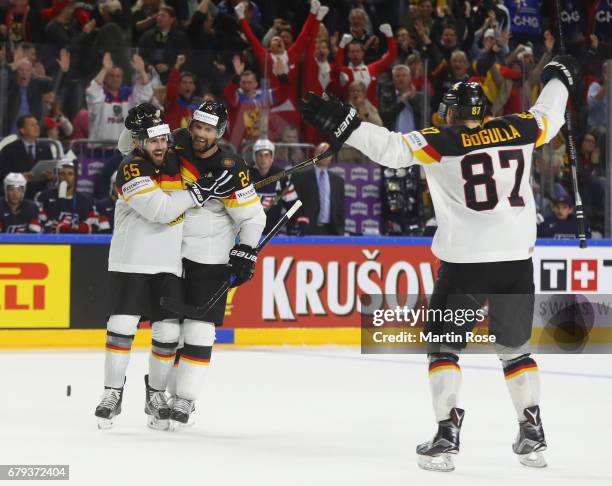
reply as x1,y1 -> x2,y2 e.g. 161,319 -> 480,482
148,320 -> 180,391
502,354 -> 540,421
428,353 -> 462,422
166,349 -> 181,397
104,315 -> 140,389
176,343 -> 212,401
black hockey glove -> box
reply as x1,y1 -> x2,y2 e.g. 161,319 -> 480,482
299,91 -> 361,149
125,103 -> 160,130
188,170 -> 236,207
226,244 -> 257,287
541,55 -> 579,93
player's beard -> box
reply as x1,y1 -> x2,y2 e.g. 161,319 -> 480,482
149,148 -> 166,165
192,137 -> 215,157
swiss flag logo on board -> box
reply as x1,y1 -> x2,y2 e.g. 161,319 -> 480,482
571,260 -> 598,291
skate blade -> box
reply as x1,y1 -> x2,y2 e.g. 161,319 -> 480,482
168,418 -> 195,431
146,415 -> 169,431
97,417 -> 115,430
519,451 -> 547,468
417,453 -> 455,472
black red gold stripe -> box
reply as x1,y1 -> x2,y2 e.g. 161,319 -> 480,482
429,359 -> 460,375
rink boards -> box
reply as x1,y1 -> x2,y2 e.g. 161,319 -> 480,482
1,235 -> 612,348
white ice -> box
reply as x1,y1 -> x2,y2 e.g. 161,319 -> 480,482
1,347 -> 611,486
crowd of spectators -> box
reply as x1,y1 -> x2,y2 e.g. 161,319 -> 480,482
0,0 -> 610,237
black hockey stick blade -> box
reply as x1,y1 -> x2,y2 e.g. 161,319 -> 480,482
161,200 -> 303,319
253,148 -> 334,190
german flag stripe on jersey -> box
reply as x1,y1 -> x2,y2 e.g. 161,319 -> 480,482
534,114 -> 549,148
179,156 -> 200,185
223,193 -> 260,208
106,343 -> 131,354
180,354 -> 211,366
152,350 -> 176,361
429,359 -> 461,375
402,131 -> 442,164
503,357 -> 538,380
413,143 -> 442,164
159,173 -> 183,191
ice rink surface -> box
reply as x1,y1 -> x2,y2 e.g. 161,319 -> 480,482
1,346 -> 611,486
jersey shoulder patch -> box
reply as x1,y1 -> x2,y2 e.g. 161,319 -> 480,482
404,126 -> 461,163
116,154 -> 159,199
116,154 -> 158,186
217,151 -> 251,188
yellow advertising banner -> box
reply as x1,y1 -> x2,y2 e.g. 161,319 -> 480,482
0,245 -> 70,328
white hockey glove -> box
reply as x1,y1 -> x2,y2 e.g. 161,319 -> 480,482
310,0 -> 321,14
187,170 -> 235,207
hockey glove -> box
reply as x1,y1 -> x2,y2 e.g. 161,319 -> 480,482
541,55 -> 579,93
299,91 -> 361,150
226,244 -> 257,287
125,103 -> 159,130
187,170 -> 236,207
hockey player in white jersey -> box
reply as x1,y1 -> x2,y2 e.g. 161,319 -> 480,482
300,55 -> 578,470
95,104 -> 236,429
152,101 -> 266,427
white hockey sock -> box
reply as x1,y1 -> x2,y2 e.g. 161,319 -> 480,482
104,315 -> 140,389
428,354 -> 462,422
176,343 -> 212,401
502,355 -> 540,421
148,320 -> 180,390
166,350 -> 180,396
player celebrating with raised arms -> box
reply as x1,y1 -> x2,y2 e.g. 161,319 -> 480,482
299,56 -> 578,470
95,104 -> 236,429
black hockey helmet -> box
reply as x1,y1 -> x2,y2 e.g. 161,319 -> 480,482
438,81 -> 487,122
126,103 -> 170,141
190,100 -> 228,138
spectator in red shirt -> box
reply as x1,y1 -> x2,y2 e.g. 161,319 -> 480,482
334,23 -> 397,106
165,54 -> 198,130
235,0 -> 326,132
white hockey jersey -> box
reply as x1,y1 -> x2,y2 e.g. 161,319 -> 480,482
173,129 -> 266,264
346,78 -> 568,263
86,80 -> 153,141
108,152 -> 194,276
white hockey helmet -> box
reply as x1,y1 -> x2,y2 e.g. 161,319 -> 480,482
253,138 -> 275,159
3,172 -> 27,197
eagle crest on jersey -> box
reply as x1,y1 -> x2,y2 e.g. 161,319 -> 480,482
404,112 -> 548,165
171,128 -> 259,208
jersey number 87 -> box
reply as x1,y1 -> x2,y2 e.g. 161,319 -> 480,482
461,149 -> 526,211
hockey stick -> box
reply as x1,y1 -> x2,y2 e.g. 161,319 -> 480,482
554,0 -> 587,248
160,199 -> 303,319
253,148 -> 334,190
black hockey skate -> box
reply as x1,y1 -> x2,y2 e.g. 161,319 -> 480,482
169,397 -> 195,431
416,408 -> 465,472
95,386 -> 124,429
513,405 -> 547,468
144,375 -> 171,431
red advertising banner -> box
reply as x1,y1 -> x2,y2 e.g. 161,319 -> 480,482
224,243 -> 439,327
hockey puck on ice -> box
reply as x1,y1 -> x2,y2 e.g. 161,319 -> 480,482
66,385 -> 71,396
